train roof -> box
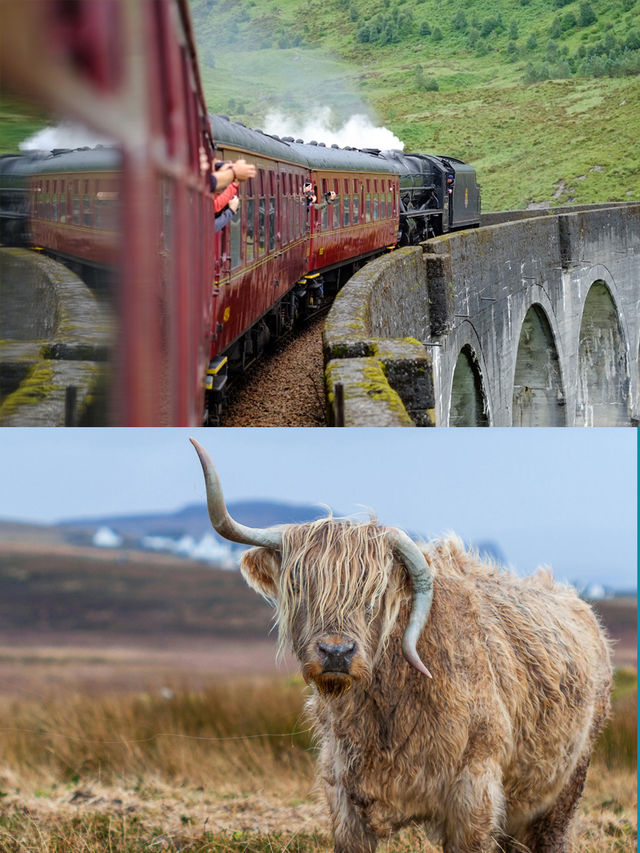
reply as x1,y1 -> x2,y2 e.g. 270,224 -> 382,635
210,114 -> 308,167
291,140 -> 399,175
210,114 -> 399,175
21,146 -> 122,174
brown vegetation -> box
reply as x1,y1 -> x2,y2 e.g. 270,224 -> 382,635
0,666 -> 635,852
0,544 -> 634,851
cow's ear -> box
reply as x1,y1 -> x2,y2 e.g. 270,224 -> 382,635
241,547 -> 281,600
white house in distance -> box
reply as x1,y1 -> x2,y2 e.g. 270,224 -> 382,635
93,526 -> 124,548
140,532 -> 236,568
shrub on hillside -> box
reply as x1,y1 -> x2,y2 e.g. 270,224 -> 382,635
579,1 -> 597,27
452,10 -> 467,31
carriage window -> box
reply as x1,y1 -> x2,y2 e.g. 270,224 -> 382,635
366,193 -> 371,223
230,198 -> 242,268
246,198 -> 255,261
258,197 -> 266,255
292,194 -> 297,242
353,194 -> 359,224
373,194 -> 378,221
73,197 -> 80,225
60,195 -> 66,222
269,197 -> 276,251
83,195 -> 91,225
343,196 -> 350,227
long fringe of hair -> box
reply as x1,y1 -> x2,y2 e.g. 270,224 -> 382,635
275,518 -> 406,663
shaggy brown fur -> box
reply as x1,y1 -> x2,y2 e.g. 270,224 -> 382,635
241,521 -> 612,853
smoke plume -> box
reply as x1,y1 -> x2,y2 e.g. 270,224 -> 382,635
20,120 -> 113,151
264,107 -> 403,150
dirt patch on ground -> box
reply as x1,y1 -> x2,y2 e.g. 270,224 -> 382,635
0,635 -> 296,698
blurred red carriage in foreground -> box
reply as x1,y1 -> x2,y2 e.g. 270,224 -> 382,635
1,0 -> 216,426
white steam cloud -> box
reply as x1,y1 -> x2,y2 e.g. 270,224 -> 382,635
20,120 -> 114,151
263,107 -> 404,151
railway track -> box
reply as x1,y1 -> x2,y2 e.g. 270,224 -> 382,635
219,307 -> 328,427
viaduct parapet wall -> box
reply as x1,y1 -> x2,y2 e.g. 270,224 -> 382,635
0,248 -> 111,426
324,204 -> 640,427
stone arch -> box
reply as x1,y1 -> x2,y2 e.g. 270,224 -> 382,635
512,304 -> 565,426
576,281 -> 629,426
449,344 -> 490,426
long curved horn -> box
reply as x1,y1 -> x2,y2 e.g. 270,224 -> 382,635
190,438 -> 283,549
387,528 -> 434,679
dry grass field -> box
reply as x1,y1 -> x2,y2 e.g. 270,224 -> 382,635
0,543 -> 635,852
0,670 -> 635,852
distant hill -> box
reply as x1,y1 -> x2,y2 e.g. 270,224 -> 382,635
0,536 -> 634,666
0,540 -> 272,640
54,500 -> 332,549
189,0 -> 640,210
59,499 -> 331,534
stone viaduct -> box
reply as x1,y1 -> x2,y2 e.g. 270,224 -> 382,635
0,248 -> 110,426
324,203 -> 640,427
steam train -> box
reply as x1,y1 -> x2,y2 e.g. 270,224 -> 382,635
0,0 -> 480,426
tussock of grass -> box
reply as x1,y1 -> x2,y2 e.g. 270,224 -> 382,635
592,667 -> 637,771
0,679 -> 314,793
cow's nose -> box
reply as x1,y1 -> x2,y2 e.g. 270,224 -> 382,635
318,640 -> 356,672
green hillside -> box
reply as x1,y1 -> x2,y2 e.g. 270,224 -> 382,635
192,0 -> 640,210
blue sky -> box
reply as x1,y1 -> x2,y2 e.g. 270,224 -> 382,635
0,428 -> 635,589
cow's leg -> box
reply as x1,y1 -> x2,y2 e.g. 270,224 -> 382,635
326,780 -> 378,853
518,754 -> 590,852
333,822 -> 377,853
442,760 -> 504,853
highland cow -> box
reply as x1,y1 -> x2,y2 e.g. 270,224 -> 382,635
191,439 -> 612,853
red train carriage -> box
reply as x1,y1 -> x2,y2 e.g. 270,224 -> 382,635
207,116 -> 400,419
0,0 -> 217,426
207,118 -> 310,386
28,148 -> 121,285
298,144 -> 399,277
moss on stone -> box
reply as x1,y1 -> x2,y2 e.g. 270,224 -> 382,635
0,362 -> 56,421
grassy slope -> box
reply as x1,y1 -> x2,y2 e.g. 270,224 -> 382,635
192,0 -> 640,210
0,96 -> 47,155
2,1 -> 639,210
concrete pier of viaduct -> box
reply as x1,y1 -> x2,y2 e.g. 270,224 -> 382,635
324,203 -> 640,427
